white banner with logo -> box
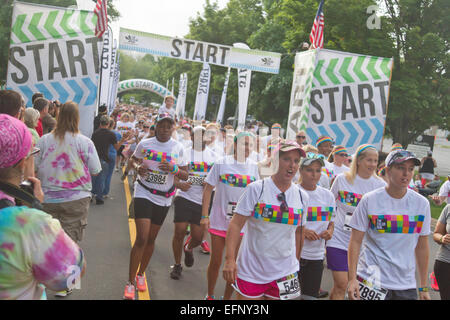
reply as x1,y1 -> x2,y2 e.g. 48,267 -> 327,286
119,27 -> 281,74
98,27 -> 113,113
216,67 -> 230,124
176,73 -> 187,119
193,63 -> 210,121
6,1 -> 101,137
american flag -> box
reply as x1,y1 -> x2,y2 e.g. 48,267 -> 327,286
309,0 -> 325,49
94,0 -> 108,38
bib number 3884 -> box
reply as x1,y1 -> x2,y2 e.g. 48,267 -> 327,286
277,273 -> 300,300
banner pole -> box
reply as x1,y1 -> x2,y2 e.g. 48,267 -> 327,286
380,58 -> 394,152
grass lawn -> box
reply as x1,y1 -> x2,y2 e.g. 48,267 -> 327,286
426,175 -> 448,220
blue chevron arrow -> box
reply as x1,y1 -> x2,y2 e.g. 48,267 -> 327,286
51,82 -> 69,103
18,85 -> 34,107
370,117 -> 385,145
306,128 -> 319,146
318,125 -> 333,140
357,120 -> 372,145
67,80 -> 83,104
35,83 -> 54,101
343,122 -> 359,148
329,124 -> 345,145
82,77 -> 98,106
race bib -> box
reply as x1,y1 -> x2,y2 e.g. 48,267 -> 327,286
357,276 -> 387,301
226,202 -> 237,220
277,273 -> 300,300
343,212 -> 353,231
187,174 -> 206,186
145,170 -> 168,185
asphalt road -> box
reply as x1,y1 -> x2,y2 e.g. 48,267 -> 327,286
47,170 -> 443,300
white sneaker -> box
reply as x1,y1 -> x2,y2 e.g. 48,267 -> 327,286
54,289 -> 73,297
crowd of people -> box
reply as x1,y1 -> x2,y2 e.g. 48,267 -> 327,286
0,89 -> 448,301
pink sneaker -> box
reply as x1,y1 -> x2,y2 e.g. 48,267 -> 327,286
123,282 -> 136,300
430,272 -> 439,291
200,240 -> 210,254
136,274 -> 147,292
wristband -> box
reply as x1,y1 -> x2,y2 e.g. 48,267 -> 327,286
171,164 -> 180,175
440,235 -> 444,244
418,287 -> 429,292
201,216 -> 209,219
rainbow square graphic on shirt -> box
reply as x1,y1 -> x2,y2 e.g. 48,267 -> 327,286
338,191 -> 363,207
368,214 -> 425,234
252,203 -> 303,226
189,162 -> 214,173
220,174 -> 256,188
142,149 -> 178,164
307,207 -> 334,222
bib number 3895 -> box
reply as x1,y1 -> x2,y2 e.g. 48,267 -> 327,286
277,273 -> 300,300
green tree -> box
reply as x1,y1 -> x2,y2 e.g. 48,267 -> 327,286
0,0 -> 120,82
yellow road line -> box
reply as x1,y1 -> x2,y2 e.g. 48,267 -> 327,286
123,172 -> 151,300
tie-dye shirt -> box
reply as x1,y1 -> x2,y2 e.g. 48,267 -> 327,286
35,132 -> 102,203
0,206 -> 84,300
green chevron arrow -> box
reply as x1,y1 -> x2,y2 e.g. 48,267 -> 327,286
61,10 -> 78,38
313,60 -> 327,87
325,58 -> 341,85
29,12 -> 46,41
44,11 -> 62,39
380,58 -> 391,78
367,56 -> 381,80
11,14 -> 30,43
353,56 -> 369,82
80,11 -> 94,36
339,57 -> 355,83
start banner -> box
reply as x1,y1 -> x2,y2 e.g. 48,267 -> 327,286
119,27 -> 281,74
287,49 -> 393,153
6,1 -> 102,137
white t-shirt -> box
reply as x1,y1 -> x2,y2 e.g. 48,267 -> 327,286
235,177 -> 309,283
116,121 -> 134,136
158,105 -> 176,118
331,163 -> 350,177
298,185 -> 336,260
176,147 -> 217,205
204,155 -> 259,231
326,173 -> 386,251
133,137 -> 187,207
439,180 -> 450,204
349,188 -> 431,290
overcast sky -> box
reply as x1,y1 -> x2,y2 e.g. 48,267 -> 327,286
77,0 -> 229,39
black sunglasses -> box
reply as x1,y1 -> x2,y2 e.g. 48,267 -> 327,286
296,135 -> 306,139
337,153 -> 349,157
277,192 -> 289,213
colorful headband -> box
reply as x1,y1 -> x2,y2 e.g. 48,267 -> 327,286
357,144 -> 376,156
316,137 -> 333,147
378,166 -> 386,176
234,131 -> 255,142
391,145 -> 403,151
333,147 -> 347,154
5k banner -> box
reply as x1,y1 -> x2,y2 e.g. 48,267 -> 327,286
287,49 -> 393,153
119,27 -> 281,74
7,1 -> 102,137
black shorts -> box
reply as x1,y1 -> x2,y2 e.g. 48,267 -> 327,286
133,197 -> 170,225
118,145 -> 125,157
299,258 -> 324,298
174,196 -> 202,225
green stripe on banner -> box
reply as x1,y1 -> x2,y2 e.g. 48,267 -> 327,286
326,58 -> 340,85
121,27 -> 172,41
354,56 -> 368,82
44,11 -> 62,39
12,14 -> 30,43
61,10 -> 78,38
367,56 -> 381,80
380,58 -> 391,78
232,47 -> 280,58
29,12 -> 46,41
80,11 -> 94,36
339,57 -> 354,83
314,60 -> 327,86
